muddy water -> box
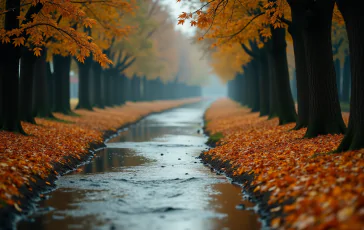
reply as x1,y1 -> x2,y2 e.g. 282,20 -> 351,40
17,101 -> 262,230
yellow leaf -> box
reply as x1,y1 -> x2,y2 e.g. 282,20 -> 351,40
33,47 -> 42,57
13,37 -> 25,47
14,203 -> 22,212
271,218 -> 280,228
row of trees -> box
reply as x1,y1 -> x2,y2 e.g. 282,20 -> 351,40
0,0 -> 206,134
178,0 -> 363,151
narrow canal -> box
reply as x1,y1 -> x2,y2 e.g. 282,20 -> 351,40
17,101 -> 261,230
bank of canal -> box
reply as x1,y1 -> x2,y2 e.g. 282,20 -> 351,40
16,101 -> 262,230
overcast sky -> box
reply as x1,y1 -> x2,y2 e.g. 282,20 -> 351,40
160,0 -> 196,37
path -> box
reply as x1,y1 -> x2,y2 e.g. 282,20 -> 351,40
17,101 -> 261,230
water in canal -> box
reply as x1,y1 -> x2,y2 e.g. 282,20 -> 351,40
17,101 -> 261,230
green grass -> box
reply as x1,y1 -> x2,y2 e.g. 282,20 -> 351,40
206,132 -> 223,146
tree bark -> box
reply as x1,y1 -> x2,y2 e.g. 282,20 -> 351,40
0,0 -> 25,133
124,76 -> 131,102
271,27 -> 297,125
47,62 -> 54,111
290,71 -> 297,101
62,56 -> 71,113
334,58 -> 342,100
336,0 -> 364,151
103,72 -> 112,107
246,63 -> 260,111
119,74 -> 127,104
266,40 -> 279,119
112,75 -> 120,105
241,74 -> 247,105
76,57 -> 93,110
289,2 -> 309,129
259,47 -> 270,116
53,55 -> 72,113
341,54 -> 350,103
131,76 -> 141,102
19,48 -> 37,124
141,76 -> 147,101
303,0 -> 345,137
92,61 -> 104,108
144,77 -> 150,101
33,51 -> 54,118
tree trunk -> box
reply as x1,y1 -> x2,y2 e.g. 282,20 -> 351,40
336,0 -> 364,151
76,57 -> 93,110
62,56 -> 71,113
103,73 -> 112,107
341,54 -> 351,103
92,61 -> 104,108
245,65 -> 255,110
259,47 -> 270,116
19,48 -> 36,124
303,0 -> 345,137
141,76 -> 146,101
119,75 -> 127,104
266,40 -> 279,119
131,76 -> 140,102
112,75 -> 120,105
124,76 -> 131,102
289,3 -> 309,129
290,71 -> 297,101
334,58 -> 342,100
0,0 -> 25,133
33,51 -> 54,118
108,73 -> 116,106
53,55 -> 65,113
144,77 -> 150,101
241,74 -> 247,105
47,62 -> 54,111
271,27 -> 297,125
53,55 -> 72,113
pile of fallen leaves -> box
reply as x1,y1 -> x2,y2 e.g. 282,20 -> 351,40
0,99 -> 200,209
204,98 -> 364,230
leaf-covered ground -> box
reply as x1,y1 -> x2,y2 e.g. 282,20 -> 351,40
203,98 -> 363,230
0,99 -> 199,210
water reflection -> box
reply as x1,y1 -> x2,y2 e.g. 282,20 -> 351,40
208,183 -> 260,230
72,148 -> 152,174
17,102 -> 262,230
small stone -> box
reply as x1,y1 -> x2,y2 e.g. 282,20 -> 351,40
236,204 -> 246,210
178,158 -> 181,160
160,153 -> 164,156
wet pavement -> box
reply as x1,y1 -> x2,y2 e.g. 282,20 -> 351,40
17,101 -> 262,230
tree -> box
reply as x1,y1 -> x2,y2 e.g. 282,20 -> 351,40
0,0 -> 24,133
300,0 -> 345,137
0,0 -> 120,133
335,0 -> 364,151
177,0 -> 296,123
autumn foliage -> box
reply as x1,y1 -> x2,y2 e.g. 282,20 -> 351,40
203,98 -> 364,229
0,98 -> 200,210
